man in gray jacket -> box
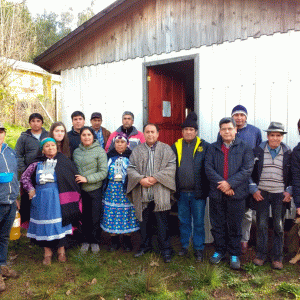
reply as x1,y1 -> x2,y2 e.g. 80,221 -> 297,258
15,113 -> 48,224
0,122 -> 19,292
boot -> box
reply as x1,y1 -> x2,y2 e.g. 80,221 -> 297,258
1,266 -> 18,278
110,235 -> 119,252
0,274 -> 5,292
123,235 -> 132,252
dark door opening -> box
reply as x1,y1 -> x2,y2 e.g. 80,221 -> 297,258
147,59 -> 195,146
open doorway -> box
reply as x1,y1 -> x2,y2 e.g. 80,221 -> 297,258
144,56 -> 197,146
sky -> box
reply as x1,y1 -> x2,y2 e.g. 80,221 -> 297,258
13,0 -> 116,28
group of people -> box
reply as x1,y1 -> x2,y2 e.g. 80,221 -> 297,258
1,104 -> 300,291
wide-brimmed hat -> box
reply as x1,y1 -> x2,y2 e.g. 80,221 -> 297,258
0,122 -> 5,130
264,122 -> 287,134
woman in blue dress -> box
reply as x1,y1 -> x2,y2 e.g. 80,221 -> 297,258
21,138 -> 81,265
101,133 -> 139,251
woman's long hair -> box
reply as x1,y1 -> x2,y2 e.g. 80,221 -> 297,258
49,122 -> 71,158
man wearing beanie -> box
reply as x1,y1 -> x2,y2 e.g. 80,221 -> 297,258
171,112 -> 210,262
231,105 -> 262,254
105,111 -> 145,152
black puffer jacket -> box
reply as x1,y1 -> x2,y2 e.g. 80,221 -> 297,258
15,128 -> 48,174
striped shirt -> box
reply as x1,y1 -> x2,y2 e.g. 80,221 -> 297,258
258,145 -> 284,193
145,142 -> 156,201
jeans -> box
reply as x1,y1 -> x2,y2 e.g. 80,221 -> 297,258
139,201 -> 171,255
178,192 -> 206,250
0,202 -> 17,271
209,196 -> 245,256
256,191 -> 286,262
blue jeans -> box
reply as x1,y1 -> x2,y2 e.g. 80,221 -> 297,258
178,192 -> 206,251
0,202 -> 17,271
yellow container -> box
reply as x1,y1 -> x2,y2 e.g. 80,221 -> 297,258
10,210 -> 21,240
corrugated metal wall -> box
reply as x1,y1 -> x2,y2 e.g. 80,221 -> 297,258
62,30 -> 300,150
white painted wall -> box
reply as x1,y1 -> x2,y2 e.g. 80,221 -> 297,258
62,30 -> 300,150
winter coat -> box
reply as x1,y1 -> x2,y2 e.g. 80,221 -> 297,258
205,137 -> 254,200
0,143 -> 19,204
292,142 -> 300,208
15,128 -> 48,174
171,136 -> 210,200
73,140 -> 108,192
105,126 -> 145,152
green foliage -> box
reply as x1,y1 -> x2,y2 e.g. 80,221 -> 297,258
277,282 -> 300,299
4,123 -> 26,149
77,0 -> 95,27
184,264 -> 222,290
190,289 -> 211,300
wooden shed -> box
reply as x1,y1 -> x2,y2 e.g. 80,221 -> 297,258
34,0 -> 300,241
34,0 -> 300,149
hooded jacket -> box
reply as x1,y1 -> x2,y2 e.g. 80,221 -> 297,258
15,128 -> 48,174
105,126 -> 145,152
0,143 -> 19,204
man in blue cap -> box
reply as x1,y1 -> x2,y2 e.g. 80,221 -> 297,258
231,105 -> 262,254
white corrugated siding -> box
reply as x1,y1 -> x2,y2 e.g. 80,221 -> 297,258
61,30 -> 300,240
62,30 -> 300,150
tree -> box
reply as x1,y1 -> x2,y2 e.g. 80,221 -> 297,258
0,0 -> 35,86
32,10 -> 73,59
77,0 -> 95,27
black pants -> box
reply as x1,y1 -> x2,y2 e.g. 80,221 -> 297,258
81,188 -> 102,244
209,196 -> 245,256
139,201 -> 171,255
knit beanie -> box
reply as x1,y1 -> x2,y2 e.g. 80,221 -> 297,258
181,112 -> 198,130
231,105 -> 248,117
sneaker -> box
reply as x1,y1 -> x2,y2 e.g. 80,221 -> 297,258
91,244 -> 100,254
1,266 -> 18,278
230,256 -> 241,270
178,248 -> 188,256
210,252 -> 225,264
80,243 -> 90,254
0,274 -> 5,292
194,250 -> 203,262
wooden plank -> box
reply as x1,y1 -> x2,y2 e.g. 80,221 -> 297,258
170,0 -> 181,51
184,0 -> 191,50
189,0 -> 198,48
156,0 -> 165,55
223,0 -> 234,42
216,0 -> 224,44
164,0 -> 172,53
146,0 -> 157,55
281,0 -> 296,33
295,2 -> 300,30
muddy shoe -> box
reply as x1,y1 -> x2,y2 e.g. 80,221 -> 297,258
1,266 -> 18,278
0,275 -> 5,292
58,253 -> 67,263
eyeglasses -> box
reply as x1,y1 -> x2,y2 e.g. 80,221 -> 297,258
220,127 -> 235,132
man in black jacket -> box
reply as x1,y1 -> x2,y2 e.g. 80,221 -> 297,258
171,112 -> 209,262
67,111 -> 85,157
205,117 -> 254,269
250,122 -> 292,270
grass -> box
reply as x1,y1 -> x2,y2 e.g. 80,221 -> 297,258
2,234 -> 300,300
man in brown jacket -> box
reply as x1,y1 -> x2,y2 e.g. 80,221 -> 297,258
127,123 -> 176,263
90,112 -> 111,149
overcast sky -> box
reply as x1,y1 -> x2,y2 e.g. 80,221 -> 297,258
13,0 -> 116,28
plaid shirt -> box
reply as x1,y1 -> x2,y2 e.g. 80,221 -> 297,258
94,128 -> 105,149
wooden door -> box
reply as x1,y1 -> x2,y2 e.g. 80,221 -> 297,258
148,67 -> 186,146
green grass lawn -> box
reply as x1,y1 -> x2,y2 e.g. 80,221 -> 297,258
2,232 -> 300,300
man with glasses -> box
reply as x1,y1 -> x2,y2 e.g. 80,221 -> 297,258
205,117 -> 254,269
